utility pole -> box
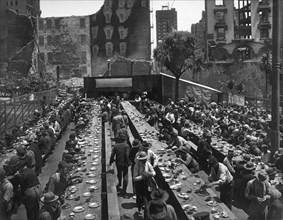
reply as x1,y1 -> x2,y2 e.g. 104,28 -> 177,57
271,0 -> 281,158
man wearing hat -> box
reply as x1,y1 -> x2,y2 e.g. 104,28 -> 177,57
37,192 -> 61,220
169,131 -> 191,154
261,144 -> 271,165
129,139 -> 141,198
133,151 -> 156,215
207,156 -> 234,210
223,149 -> 235,176
0,168 -> 13,220
275,148 -> 283,173
109,133 -> 131,194
174,147 -> 199,173
245,171 -> 271,220
138,141 -> 159,168
147,199 -> 177,220
180,120 -> 194,141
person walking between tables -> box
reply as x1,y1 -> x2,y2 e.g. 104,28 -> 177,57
133,151 -> 156,215
17,160 -> 43,220
109,133 -> 130,194
0,168 -> 13,220
207,156 -> 234,210
138,141 -> 159,168
245,171 -> 271,220
37,192 -> 61,220
129,139 -> 142,199
223,149 -> 235,176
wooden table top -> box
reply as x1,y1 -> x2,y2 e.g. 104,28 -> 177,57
60,104 -> 102,220
121,101 -> 237,220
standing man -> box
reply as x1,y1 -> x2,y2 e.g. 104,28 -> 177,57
0,168 -> 13,220
109,133 -> 130,194
207,156 -> 234,210
18,160 -> 43,220
223,149 -> 235,176
245,171 -> 271,220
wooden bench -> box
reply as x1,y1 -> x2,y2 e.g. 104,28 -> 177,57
105,122 -> 120,220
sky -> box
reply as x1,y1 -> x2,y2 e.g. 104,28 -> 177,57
40,0 -> 205,47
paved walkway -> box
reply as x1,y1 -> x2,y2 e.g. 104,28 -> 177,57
11,123 -> 75,220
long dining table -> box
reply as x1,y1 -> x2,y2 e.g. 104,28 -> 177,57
121,101 -> 237,220
60,103 -> 102,220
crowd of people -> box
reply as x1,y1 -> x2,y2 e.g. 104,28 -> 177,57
0,91 -> 94,220
133,95 -> 283,220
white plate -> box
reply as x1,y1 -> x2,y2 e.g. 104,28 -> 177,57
84,214 -> 96,220
73,206 -> 85,213
87,179 -> 98,184
83,192 -> 91,197
91,162 -> 99,166
90,167 -> 98,171
87,173 -> 96,178
88,202 -> 100,208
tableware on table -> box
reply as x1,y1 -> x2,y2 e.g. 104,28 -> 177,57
66,194 -> 76,200
84,214 -> 96,220
86,179 -> 98,184
177,192 -> 190,200
82,192 -> 91,197
213,214 -> 220,220
207,200 -> 218,207
91,162 -> 99,166
72,206 -> 85,213
87,173 -> 96,178
90,167 -> 97,171
220,211 -> 229,218
162,173 -> 171,178
61,203 -> 71,210
88,202 -> 100,208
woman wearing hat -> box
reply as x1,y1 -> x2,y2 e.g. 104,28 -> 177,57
245,171 -> 271,220
133,151 -> 156,215
37,192 -> 61,220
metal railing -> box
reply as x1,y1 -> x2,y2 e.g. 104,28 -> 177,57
0,89 -> 57,134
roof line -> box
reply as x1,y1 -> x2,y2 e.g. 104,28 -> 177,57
160,72 -> 222,93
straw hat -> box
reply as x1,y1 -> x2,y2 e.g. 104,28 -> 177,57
40,192 -> 59,203
243,162 -> 256,171
136,151 -> 147,161
150,189 -> 169,202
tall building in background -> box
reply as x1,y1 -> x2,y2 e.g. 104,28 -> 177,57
191,11 -> 206,52
203,0 -> 274,62
156,6 -> 177,46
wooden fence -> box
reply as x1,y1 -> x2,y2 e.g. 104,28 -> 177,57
0,89 -> 57,134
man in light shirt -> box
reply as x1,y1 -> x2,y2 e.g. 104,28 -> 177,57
261,144 -> 271,165
207,156 -> 234,210
223,149 -> 235,176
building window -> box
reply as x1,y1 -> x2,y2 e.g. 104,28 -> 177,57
6,2 -> 8,6
104,25 -> 114,40
55,19 -> 60,29
81,51 -> 87,64
215,0 -> 224,6
105,0 -> 112,8
105,42 -> 113,57
47,53 -> 53,63
91,26 -> 99,40
92,45 -> 99,56
118,26 -> 128,39
141,0 -> 146,7
216,27 -> 225,40
116,8 -> 131,23
46,19 -> 52,29
118,0 -> 126,8
80,34 -> 86,44
38,53 -> 45,63
260,29 -> 269,39
80,66 -> 87,76
259,11 -> 269,22
215,11 -> 225,22
54,35 -> 60,45
47,35 -> 53,45
15,0 -> 17,6
80,18 -> 86,28
10,1 -> 13,6
38,36 -> 44,46
38,19 -> 43,30
103,8 -> 112,23
120,42 -> 127,56
127,0 -> 135,8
